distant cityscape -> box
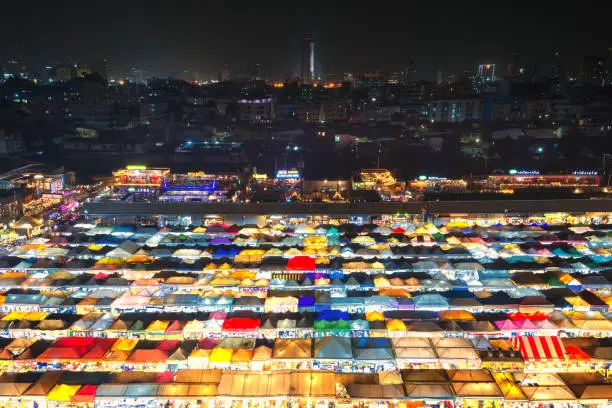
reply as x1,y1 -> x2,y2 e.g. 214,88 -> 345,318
0,37 -> 611,183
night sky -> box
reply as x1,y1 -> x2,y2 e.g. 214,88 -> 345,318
1,0 -> 609,80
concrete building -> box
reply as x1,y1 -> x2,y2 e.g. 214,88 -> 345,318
0,130 -> 25,154
522,99 -> 552,120
55,64 -> 74,82
66,104 -> 145,130
429,98 -> 482,123
238,98 -> 276,123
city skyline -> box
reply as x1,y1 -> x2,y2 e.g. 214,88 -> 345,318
1,0 -> 610,81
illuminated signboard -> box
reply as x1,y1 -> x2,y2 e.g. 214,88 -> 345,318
48,176 -> 64,193
252,173 -> 268,180
126,165 -> 147,170
276,170 -> 301,180
508,169 -> 539,175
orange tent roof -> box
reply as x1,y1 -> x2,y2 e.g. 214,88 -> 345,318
128,349 -> 168,363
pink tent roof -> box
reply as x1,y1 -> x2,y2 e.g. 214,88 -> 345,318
111,295 -> 150,308
516,319 -> 540,330
495,320 -> 519,331
209,312 -> 227,320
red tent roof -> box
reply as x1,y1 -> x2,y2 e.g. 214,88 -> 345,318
222,317 -> 260,332
287,256 -> 316,271
155,372 -> 176,383
565,345 -> 590,360
156,340 -> 181,352
197,339 -> 218,349
53,337 -> 97,349
71,384 -> 97,402
164,320 -> 185,334
392,227 -> 406,234
81,338 -> 116,361
38,347 -> 87,361
508,311 -> 549,322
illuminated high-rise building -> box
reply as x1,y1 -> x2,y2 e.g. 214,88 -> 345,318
300,36 -> 315,84
472,64 -> 496,94
477,64 -> 496,82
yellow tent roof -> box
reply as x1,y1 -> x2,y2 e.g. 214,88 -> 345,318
47,384 -> 81,401
210,277 -> 239,286
2,311 -> 29,321
351,236 -> 376,245
24,312 -> 48,321
112,338 -> 138,351
146,320 -> 170,332
559,273 -> 579,285
96,258 -> 125,265
303,246 -> 327,255
209,348 -> 233,363
304,236 -> 327,245
238,249 -> 265,256
365,311 -> 385,322
446,221 -> 471,229
229,270 -> 256,280
373,276 -> 391,287
264,248 -> 284,256
564,296 -> 590,308
386,319 -> 407,331
192,226 -> 207,233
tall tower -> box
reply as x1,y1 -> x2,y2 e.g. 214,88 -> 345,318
300,36 -> 315,84
408,56 -> 416,82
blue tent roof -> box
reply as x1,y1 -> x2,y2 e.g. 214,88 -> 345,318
316,310 -> 349,321
353,337 -> 392,349
353,347 -> 394,360
164,294 -> 200,306
95,235 -> 122,245
314,336 -> 353,359
298,296 -> 314,307
478,270 -> 511,279
112,225 -> 135,234
412,294 -> 449,308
